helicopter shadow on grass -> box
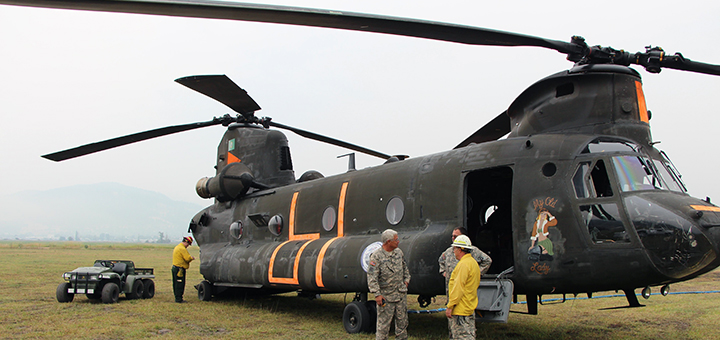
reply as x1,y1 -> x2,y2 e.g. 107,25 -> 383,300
203,289 -> 452,338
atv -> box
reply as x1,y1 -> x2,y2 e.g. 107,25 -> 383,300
56,260 -> 155,304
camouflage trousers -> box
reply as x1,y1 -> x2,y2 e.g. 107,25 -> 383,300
449,313 -> 475,340
376,294 -> 408,340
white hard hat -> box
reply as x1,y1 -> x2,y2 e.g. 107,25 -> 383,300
452,234 -> 473,249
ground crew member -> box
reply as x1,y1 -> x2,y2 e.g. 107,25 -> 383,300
172,236 -> 195,303
367,229 -> 411,340
438,227 -> 491,338
445,235 -> 481,340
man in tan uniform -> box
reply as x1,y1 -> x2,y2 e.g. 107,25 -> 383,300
367,229 -> 411,340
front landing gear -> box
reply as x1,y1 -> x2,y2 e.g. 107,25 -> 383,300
342,292 -> 377,334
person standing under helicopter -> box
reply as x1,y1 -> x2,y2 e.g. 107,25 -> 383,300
172,236 -> 195,303
445,235 -> 481,340
439,228 -> 490,338
367,229 -> 411,340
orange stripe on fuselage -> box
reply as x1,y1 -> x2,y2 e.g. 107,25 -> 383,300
316,182 -> 350,287
635,81 -> 649,123
269,182 -> 350,287
691,205 -> 720,212
227,152 -> 241,164
338,182 -> 349,237
268,191 -> 320,285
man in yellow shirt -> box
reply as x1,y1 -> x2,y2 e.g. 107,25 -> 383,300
172,236 -> 195,303
445,235 -> 481,340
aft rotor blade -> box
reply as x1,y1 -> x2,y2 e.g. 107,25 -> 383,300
175,75 -> 261,115
0,0 -> 578,54
454,111 -> 510,149
268,121 -> 391,160
42,119 -> 223,162
646,55 -> 720,76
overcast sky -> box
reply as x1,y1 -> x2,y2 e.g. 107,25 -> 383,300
1,0 -> 718,212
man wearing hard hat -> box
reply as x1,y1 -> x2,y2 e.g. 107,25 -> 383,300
445,234 -> 481,340
172,236 -> 195,303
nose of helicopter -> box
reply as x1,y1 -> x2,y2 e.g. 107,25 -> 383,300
623,194 -> 720,280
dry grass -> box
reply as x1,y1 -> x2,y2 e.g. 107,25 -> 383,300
0,241 -> 718,339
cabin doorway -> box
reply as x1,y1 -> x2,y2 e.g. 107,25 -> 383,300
464,166 -> 514,274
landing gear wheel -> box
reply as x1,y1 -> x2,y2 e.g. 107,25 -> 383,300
343,301 -> 370,334
127,280 -> 144,300
56,282 -> 74,303
101,282 -> 120,304
142,279 -> 155,299
197,280 -> 213,301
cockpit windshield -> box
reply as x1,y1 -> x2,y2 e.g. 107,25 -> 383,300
582,139 -> 686,193
611,155 -> 685,193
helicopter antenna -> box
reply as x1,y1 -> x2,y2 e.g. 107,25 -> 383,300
338,153 -> 356,172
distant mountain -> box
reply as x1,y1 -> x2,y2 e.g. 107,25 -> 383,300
0,183 -> 205,242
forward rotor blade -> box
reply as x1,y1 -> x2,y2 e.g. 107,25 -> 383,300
42,119 -> 223,161
454,111 -> 510,149
175,75 -> 261,115
268,121 -> 391,160
0,0 -> 578,54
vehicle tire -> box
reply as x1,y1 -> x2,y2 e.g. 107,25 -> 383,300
364,300 -> 377,333
101,282 -> 120,304
142,279 -> 155,299
343,301 -> 370,334
56,282 -> 74,303
126,279 -> 144,300
197,280 -> 214,301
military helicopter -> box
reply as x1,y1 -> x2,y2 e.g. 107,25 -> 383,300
7,0 -> 720,333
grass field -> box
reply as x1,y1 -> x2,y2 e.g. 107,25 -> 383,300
0,241 -> 718,339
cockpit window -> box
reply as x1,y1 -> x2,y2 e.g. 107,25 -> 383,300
652,159 -> 684,192
579,203 -> 630,244
582,140 -> 638,154
572,160 -> 613,198
573,162 -> 592,198
612,155 -> 670,192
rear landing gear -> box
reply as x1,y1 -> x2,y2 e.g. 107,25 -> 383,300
342,292 -> 376,334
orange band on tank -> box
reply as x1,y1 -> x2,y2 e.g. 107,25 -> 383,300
635,81 -> 649,123
691,205 -> 720,212
315,237 -> 339,288
268,240 -> 295,284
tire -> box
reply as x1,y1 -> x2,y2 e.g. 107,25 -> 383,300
198,280 -> 214,301
142,279 -> 155,299
343,301 -> 370,334
56,282 -> 74,303
101,282 -> 120,304
126,279 -> 144,300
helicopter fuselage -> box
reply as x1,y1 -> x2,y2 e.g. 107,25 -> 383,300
190,129 -> 720,299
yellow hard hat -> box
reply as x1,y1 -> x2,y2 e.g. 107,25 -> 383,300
452,234 -> 472,249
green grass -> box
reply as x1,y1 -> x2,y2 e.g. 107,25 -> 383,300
0,241 -> 718,339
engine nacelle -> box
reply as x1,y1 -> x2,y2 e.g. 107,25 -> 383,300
196,162 -> 253,201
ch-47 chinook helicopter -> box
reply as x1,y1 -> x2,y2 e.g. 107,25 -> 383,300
7,0 -> 720,333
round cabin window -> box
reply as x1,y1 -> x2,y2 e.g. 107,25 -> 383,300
268,215 -> 283,236
322,206 -> 337,231
229,221 -> 244,240
386,196 -> 405,225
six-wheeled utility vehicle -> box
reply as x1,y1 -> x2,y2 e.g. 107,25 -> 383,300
56,260 -> 155,304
